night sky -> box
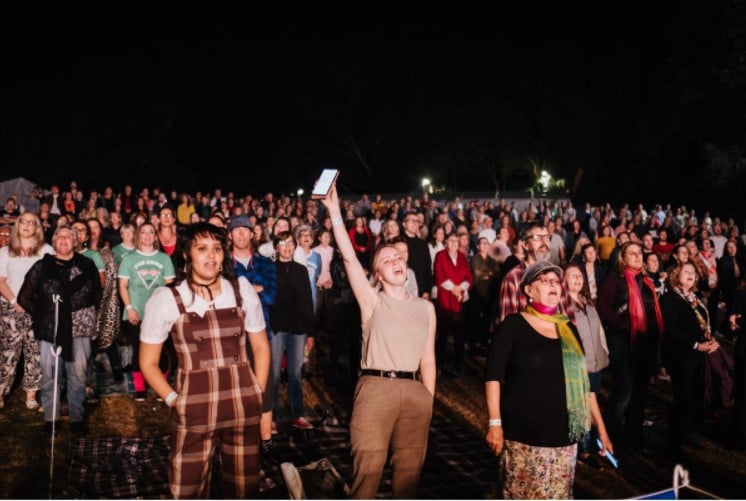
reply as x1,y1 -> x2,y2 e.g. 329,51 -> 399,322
1,3 -> 744,214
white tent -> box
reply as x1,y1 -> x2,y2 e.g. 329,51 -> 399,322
0,176 -> 41,209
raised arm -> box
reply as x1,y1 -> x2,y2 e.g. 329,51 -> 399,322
320,184 -> 378,319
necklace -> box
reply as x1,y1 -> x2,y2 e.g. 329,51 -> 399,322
192,276 -> 220,303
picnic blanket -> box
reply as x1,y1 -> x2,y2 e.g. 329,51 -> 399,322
67,435 -> 170,498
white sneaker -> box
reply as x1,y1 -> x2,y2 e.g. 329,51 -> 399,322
25,398 -> 40,410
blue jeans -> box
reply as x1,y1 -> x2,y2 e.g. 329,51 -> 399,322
40,338 -> 91,423
270,331 -> 306,419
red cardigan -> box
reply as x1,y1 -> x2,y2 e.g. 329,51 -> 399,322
349,226 -> 373,253
434,249 -> 473,313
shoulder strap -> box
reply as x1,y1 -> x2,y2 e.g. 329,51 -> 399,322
170,287 -> 187,315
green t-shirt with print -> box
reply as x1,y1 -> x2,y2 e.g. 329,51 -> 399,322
118,250 -> 175,319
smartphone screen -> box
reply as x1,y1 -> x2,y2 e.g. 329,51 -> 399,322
311,169 -> 339,198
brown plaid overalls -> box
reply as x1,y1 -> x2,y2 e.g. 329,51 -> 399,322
168,288 -> 262,499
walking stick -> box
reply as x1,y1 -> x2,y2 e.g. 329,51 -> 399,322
49,294 -> 62,499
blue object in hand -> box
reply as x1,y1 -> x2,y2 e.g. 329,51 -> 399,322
596,438 -> 619,468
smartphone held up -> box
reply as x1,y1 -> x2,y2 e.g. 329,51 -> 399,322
311,169 -> 340,199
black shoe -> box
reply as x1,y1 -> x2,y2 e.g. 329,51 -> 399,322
112,368 -> 124,384
133,391 -> 147,401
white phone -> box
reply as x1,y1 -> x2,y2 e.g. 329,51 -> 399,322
311,169 -> 340,199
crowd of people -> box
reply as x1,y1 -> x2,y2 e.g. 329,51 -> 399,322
1,179 -> 746,498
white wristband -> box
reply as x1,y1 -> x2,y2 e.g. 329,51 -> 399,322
489,418 -> 502,427
10,297 -> 17,306
331,216 -> 344,226
165,391 -> 178,407
125,304 -> 134,310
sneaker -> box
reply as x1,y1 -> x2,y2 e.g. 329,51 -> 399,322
133,391 -> 147,401
26,398 -> 40,410
292,417 -> 314,430
271,421 -> 278,435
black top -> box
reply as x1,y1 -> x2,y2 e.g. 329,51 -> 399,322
270,260 -> 315,335
660,291 -> 707,367
485,313 -> 578,447
17,253 -> 102,361
404,234 -> 433,297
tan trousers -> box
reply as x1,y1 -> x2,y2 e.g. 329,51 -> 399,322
349,375 -> 433,499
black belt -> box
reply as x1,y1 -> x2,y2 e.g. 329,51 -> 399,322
360,369 -> 417,380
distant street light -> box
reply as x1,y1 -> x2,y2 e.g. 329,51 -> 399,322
421,177 -> 433,194
538,170 -> 552,191
297,188 -> 304,197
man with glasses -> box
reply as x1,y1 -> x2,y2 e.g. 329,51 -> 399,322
497,223 -> 575,323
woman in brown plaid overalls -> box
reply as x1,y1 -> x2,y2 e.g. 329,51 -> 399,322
139,223 -> 270,498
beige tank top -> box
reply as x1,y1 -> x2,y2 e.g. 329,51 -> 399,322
360,291 -> 430,372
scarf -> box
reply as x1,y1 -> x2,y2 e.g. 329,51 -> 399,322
526,304 -> 591,442
623,267 -> 664,342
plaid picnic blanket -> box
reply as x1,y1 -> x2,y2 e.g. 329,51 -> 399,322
67,435 -> 171,498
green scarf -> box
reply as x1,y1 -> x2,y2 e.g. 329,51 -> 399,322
526,305 -> 591,442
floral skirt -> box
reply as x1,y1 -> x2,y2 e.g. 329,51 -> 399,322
501,439 -> 577,499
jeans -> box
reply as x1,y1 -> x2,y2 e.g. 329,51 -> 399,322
40,338 -> 91,423
270,331 -> 306,419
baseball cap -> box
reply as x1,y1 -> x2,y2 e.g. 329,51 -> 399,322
228,215 -> 253,231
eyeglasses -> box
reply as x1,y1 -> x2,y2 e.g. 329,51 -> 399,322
160,213 -> 174,218
534,276 -> 561,287
18,219 -> 38,227
527,234 -> 551,242
0,233 -> 10,238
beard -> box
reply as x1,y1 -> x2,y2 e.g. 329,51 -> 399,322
533,249 -> 551,262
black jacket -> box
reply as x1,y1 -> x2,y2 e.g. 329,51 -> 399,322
660,291 -> 706,368
270,260 -> 315,335
404,233 -> 433,297
17,253 -> 102,361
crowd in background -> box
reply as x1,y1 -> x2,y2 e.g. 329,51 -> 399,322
1,180 -> 746,495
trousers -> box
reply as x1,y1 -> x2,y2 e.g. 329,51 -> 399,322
349,375 -> 433,499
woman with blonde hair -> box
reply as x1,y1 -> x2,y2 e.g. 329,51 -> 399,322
0,213 -> 53,409
322,181 -> 436,499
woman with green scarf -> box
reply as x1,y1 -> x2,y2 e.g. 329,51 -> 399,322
485,261 -> 613,499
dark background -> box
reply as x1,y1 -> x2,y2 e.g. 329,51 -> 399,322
1,3 -> 744,215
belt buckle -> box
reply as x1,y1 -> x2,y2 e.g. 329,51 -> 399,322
386,370 -> 397,379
